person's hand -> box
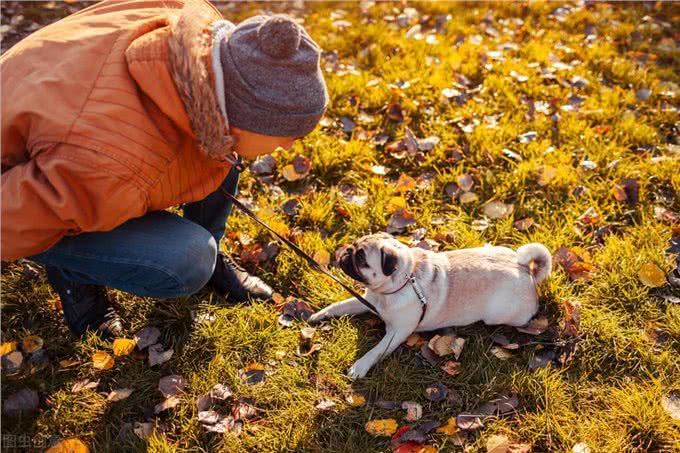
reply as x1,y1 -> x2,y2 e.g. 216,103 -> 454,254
231,126 -> 299,159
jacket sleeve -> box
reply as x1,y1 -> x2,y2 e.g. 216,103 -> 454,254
1,143 -> 148,260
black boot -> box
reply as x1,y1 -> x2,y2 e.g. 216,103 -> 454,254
209,252 -> 273,302
45,267 -> 123,339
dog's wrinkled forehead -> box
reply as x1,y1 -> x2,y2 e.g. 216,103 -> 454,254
354,232 -> 397,249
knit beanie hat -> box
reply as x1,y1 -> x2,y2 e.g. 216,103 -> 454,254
217,15 -> 328,138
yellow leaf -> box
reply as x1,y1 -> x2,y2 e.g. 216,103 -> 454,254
112,339 -> 136,357
638,262 -> 666,288
365,418 -> 398,436
437,417 -> 458,435
418,447 -> 437,453
46,438 -> 89,453
1,341 -> 17,356
282,164 -> 304,181
459,191 -> 478,204
347,393 -> 366,406
313,250 -> 330,268
387,196 -> 408,213
92,351 -> 114,370
537,165 -> 557,186
406,333 -> 425,348
22,335 -> 44,353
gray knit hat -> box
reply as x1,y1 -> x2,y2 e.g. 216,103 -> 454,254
219,15 -> 328,137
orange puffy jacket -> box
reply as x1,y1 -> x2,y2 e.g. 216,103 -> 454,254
1,0 -> 235,260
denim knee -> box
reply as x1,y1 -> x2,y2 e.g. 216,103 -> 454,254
162,234 -> 217,297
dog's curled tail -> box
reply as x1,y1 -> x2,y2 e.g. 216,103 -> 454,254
517,243 -> 552,284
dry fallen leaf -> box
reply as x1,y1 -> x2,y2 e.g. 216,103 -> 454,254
428,335 -> 465,359
155,396 -> 180,414
661,394 -> 680,420
554,247 -> 594,281
45,438 -> 89,453
133,422 -> 154,440
1,341 -> 17,356
457,174 -> 474,192
347,393 -> 366,406
513,218 -> 535,231
148,343 -> 174,367
107,388 -> 134,402
134,327 -> 161,350
2,388 -> 39,415
441,360 -> 462,375
158,374 -> 187,397
92,351 -> 114,370
638,262 -> 666,288
406,333 -> 426,349
315,399 -> 336,411
395,173 -> 417,193
459,191 -> 479,204
72,379 -> 99,393
483,201 -> 514,219
572,442 -> 591,453
516,316 -> 550,335
239,363 -> 266,385
457,413 -> 484,430
437,417 -> 459,436
486,434 -> 510,453
313,250 -> 331,268
59,359 -> 80,368
112,338 -> 136,357
537,165 -> 557,186
365,419 -> 399,436
2,350 -> 24,373
424,383 -> 448,402
561,300 -> 581,338
491,346 -> 513,360
22,335 -> 43,353
401,401 -> 423,422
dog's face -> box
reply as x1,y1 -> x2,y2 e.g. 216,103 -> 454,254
337,233 -> 410,291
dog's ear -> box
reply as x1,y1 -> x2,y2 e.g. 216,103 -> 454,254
380,248 -> 397,276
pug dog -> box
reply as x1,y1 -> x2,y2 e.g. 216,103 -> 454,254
308,233 -> 552,379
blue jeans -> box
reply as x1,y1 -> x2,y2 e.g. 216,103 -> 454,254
29,166 -> 240,298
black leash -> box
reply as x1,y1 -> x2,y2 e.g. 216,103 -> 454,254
219,187 -> 380,316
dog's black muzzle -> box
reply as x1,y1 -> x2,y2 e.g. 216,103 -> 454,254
337,246 -> 366,283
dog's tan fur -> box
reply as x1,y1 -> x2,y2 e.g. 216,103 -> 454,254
310,233 -> 552,379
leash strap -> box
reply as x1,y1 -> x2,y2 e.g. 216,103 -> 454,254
219,188 -> 380,315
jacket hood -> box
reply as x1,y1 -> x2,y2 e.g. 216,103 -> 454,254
167,1 -> 236,160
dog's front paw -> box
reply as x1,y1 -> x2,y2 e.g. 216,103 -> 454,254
307,311 -> 326,325
347,359 -> 371,380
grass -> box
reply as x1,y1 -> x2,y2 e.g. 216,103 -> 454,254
2,1 -> 679,452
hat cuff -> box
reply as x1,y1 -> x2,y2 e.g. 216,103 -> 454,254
225,89 -> 325,137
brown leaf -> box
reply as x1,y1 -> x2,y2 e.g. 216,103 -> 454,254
486,434 -> 510,453
554,247 -> 594,281
107,388 -> 134,402
72,379 -> 99,393
22,335 -> 43,353
395,174 -> 417,193
2,388 -> 39,415
577,207 -> 600,225
315,399 -> 336,411
513,218 -> 535,231
154,396 -> 180,414
239,363 -> 266,385
428,335 -> 465,359
457,174 -> 474,192
387,208 -> 417,234
516,316 -> 550,335
456,413 -> 483,430
491,347 -> 513,360
158,374 -> 187,397
406,333 -> 426,349
134,327 -> 161,350
148,344 -> 174,367
424,383 -> 448,402
612,178 -> 639,205
483,201 -> 514,219
401,401 -> 422,422
561,300 -> 581,338
441,361 -> 462,375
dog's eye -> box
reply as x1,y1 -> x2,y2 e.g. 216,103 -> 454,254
356,249 -> 367,266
